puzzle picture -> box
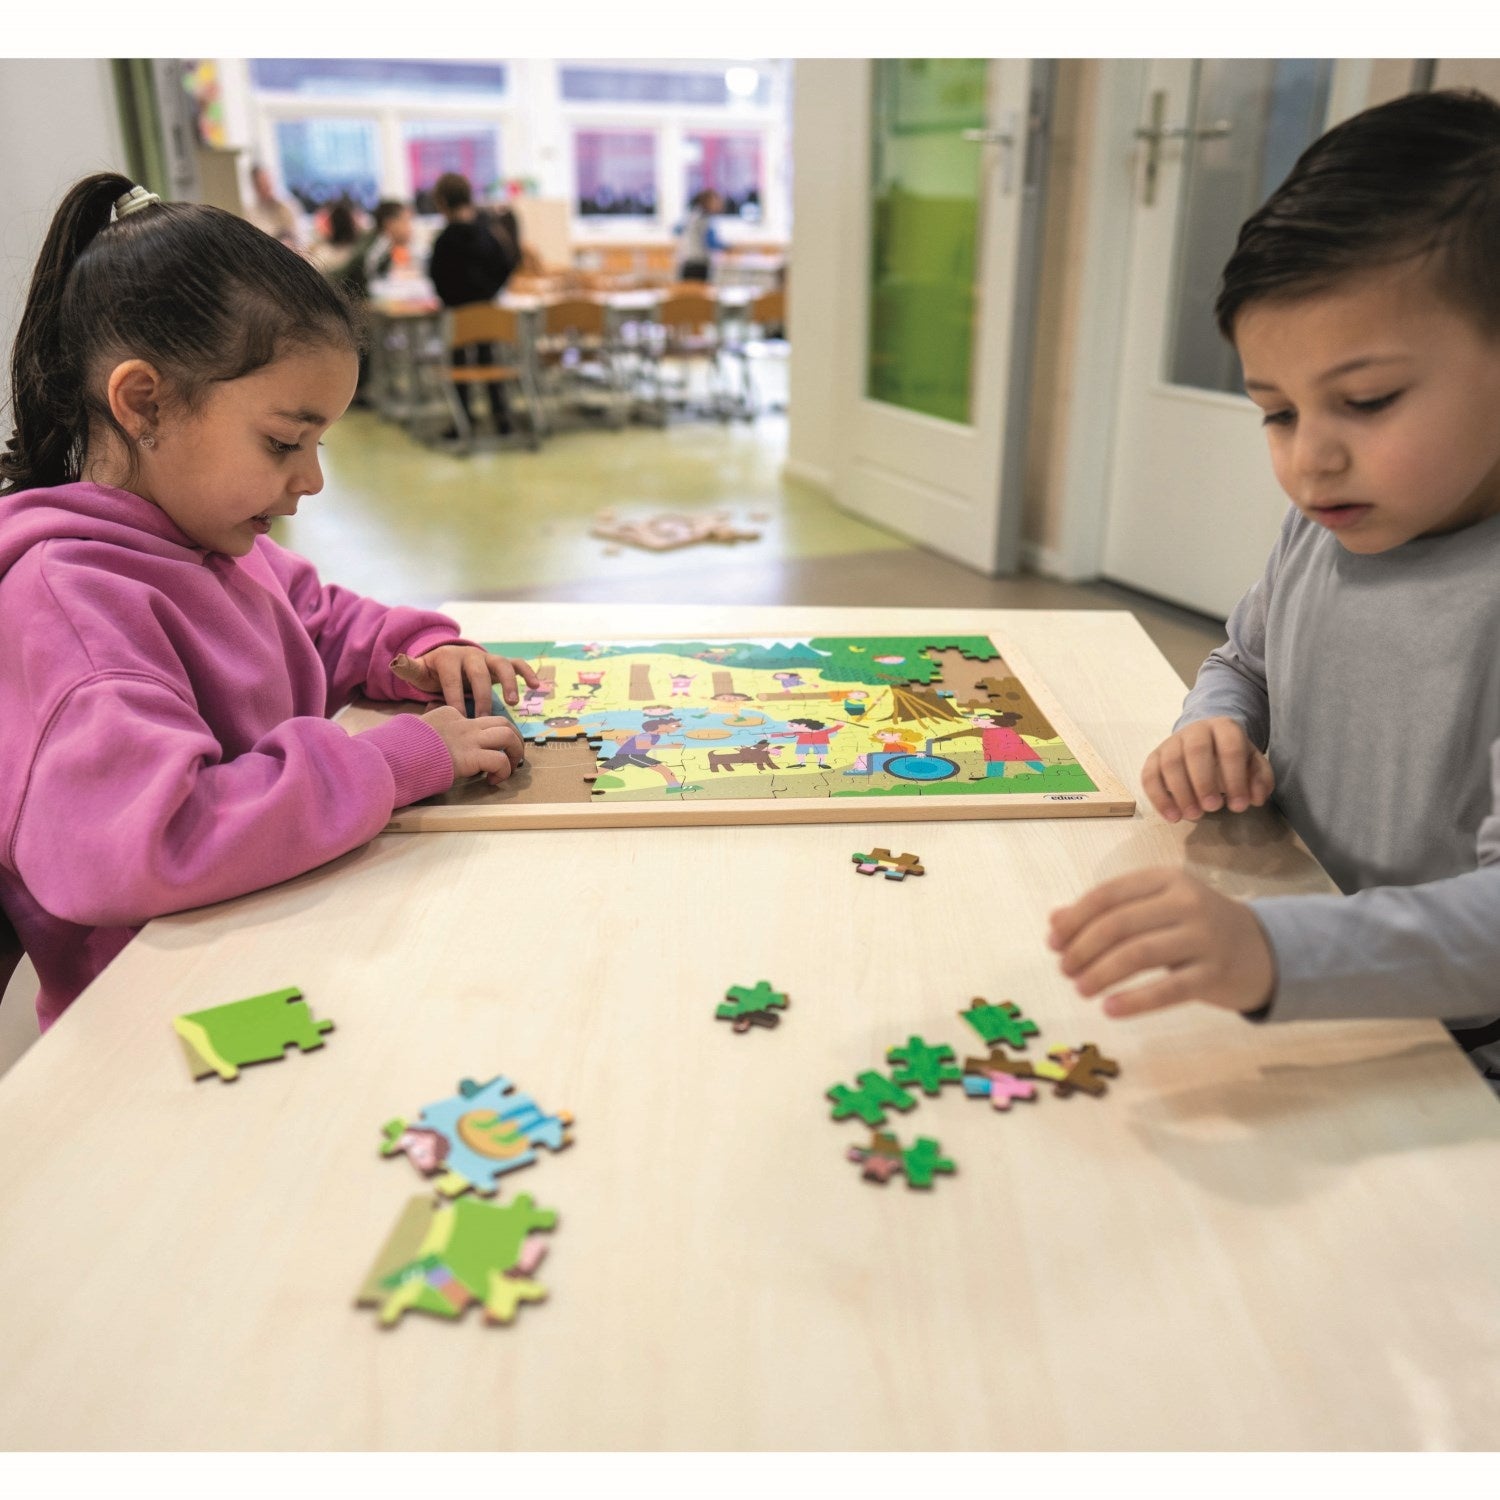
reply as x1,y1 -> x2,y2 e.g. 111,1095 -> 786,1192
375,633 -> 1135,831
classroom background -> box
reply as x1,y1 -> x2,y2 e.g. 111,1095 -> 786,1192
0,54 -> 1495,1066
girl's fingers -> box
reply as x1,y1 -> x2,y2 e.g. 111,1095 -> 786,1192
489,656 -> 520,705
435,654 -> 468,713
466,656 -> 494,716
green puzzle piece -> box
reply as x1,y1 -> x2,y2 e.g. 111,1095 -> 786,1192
901,1137 -> 957,1189
717,981 -> 789,1031
173,986 -> 333,1082
959,999 -> 1039,1050
886,1035 -> 963,1095
828,1070 -> 918,1126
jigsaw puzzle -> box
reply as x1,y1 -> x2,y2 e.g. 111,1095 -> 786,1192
958,999 -> 1039,1050
381,1076 -> 574,1197
356,1192 -> 557,1327
847,1131 -> 956,1189
173,986 -> 332,1082
716,981 -> 789,1032
851,848 -> 925,880
827,1070 -> 919,1127
378,633 -> 1135,830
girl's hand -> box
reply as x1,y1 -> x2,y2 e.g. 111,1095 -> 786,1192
420,705 -> 528,786
1142,716 -> 1274,823
394,647 -> 541,714
1048,868 -> 1276,1018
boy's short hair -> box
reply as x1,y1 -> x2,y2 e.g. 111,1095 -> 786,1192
1216,88 -> 1500,340
373,199 -> 408,230
433,173 -> 473,211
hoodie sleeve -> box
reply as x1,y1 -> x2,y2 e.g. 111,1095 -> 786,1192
257,542 -> 476,712
9,670 -> 454,929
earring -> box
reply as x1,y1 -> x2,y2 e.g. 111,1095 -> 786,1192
139,433 -> 157,450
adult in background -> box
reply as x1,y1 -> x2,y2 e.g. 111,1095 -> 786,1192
676,189 -> 725,283
428,172 -> 522,436
245,162 -> 301,249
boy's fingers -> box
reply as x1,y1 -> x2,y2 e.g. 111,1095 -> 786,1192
1049,867 -> 1171,947
1212,720 -> 1252,811
1140,751 -> 1179,821
1069,918 -> 1184,998
1102,971 -> 1196,1019
1182,730 -> 1224,813
1249,751 -> 1276,804
1058,890 -> 1178,981
1156,744 -> 1201,821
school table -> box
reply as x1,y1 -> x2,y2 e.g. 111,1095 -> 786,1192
1,602 -> 1497,1451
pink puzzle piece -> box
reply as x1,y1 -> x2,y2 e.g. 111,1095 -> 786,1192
978,1070 -> 1037,1110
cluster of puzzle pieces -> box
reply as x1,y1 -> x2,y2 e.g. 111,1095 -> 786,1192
363,1074 -> 575,1328
828,998 -> 1121,1190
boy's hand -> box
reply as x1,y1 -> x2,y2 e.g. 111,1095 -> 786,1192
420,705 -> 527,787
393,647 -> 541,714
1142,716 -> 1274,823
1048,868 -> 1276,1018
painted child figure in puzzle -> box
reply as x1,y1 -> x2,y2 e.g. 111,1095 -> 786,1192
669,673 -> 696,696
932,709 -> 1043,779
602,716 -> 684,787
0,173 -> 541,1032
771,717 -> 847,767
1046,91 -> 1500,1088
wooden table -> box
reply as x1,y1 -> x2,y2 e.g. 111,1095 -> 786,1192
2,603 -> 1497,1451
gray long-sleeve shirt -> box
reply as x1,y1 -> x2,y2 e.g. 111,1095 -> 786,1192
1178,505 -> 1500,1037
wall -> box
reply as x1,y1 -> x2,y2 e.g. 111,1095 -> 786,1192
783,59 -> 858,495
0,60 -> 126,421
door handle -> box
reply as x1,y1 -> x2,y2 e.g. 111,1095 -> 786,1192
962,118 -> 1020,194
1133,89 -> 1232,205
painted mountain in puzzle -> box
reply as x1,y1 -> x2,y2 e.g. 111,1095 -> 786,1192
483,636 -> 1099,804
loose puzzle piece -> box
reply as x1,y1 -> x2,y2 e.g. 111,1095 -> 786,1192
847,1131 -> 956,1189
886,1035 -> 963,1096
716,980 -> 789,1032
381,1075 -> 574,1197
851,848 -> 925,880
356,1192 -> 558,1328
591,511 -> 761,552
173,986 -> 332,1082
958,998 -> 1039,1050
1046,1043 -> 1121,1099
828,1070 -> 918,1126
961,1068 -> 1038,1111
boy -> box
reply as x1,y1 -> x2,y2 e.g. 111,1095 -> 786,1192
1048,90 -> 1500,1084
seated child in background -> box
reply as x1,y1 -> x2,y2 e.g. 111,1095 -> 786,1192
0,174 -> 538,1031
1049,90 -> 1500,1086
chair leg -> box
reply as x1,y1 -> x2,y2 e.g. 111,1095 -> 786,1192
444,383 -> 473,454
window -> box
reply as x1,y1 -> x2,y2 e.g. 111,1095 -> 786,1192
574,130 -> 657,218
685,133 -> 762,220
560,67 -> 768,106
274,118 -> 381,211
404,121 -> 502,212
252,59 -> 507,96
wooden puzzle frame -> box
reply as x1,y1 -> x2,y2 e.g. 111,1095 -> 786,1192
343,630 -> 1136,831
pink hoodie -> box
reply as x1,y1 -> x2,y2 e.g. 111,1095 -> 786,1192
0,481 -> 461,1030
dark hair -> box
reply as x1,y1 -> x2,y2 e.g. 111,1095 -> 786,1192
326,198 -> 359,246
433,172 -> 473,211
1216,89 -> 1500,340
373,199 -> 408,231
2,172 -> 363,494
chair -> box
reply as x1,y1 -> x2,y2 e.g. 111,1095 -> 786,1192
442,303 -> 544,452
637,292 -> 745,423
535,298 -> 628,429
720,287 -> 788,417
0,908 -> 20,1008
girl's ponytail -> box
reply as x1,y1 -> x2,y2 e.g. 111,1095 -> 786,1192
1,173 -> 135,493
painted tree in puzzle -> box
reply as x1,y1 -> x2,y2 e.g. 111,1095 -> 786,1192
486,636 -> 1099,804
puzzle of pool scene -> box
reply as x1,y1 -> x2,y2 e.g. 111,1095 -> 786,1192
829,1000 -> 1122,1184
356,1192 -> 557,1328
481,635 -> 1099,807
381,1075 -> 574,1197
172,986 -> 333,1082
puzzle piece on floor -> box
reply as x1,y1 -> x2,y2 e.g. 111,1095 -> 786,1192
1046,1043 -> 1121,1098
356,1192 -> 557,1328
173,986 -> 332,1082
962,1067 -> 1039,1111
828,1070 -> 918,1127
958,998 -> 1039,1050
381,1075 -> 574,1197
716,981 -> 789,1032
851,848 -> 925,880
886,1035 -> 963,1096
847,1131 -> 955,1189
590,511 -> 761,552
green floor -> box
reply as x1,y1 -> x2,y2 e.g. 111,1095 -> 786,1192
278,399 -> 1225,686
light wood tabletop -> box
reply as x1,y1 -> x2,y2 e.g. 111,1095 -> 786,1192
1,602 -> 1496,1452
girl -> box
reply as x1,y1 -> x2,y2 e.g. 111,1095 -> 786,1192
0,173 -> 538,1031
1048,92 -> 1500,1085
